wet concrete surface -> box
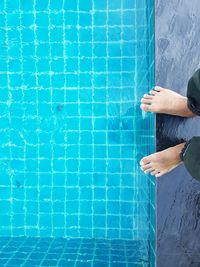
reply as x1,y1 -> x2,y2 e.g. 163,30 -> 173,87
155,0 -> 200,266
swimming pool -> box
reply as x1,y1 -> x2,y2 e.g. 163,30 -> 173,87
0,0 -> 155,266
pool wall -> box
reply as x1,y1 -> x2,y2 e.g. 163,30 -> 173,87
155,0 -> 200,266
135,0 -> 155,266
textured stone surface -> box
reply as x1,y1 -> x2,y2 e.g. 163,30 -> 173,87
155,0 -> 200,266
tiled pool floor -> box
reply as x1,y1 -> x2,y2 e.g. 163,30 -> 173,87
0,237 -> 149,267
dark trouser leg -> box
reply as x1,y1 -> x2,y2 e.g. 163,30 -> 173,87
180,137 -> 200,182
187,68 -> 200,115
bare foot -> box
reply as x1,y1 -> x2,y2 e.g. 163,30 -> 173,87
140,143 -> 186,177
140,86 -> 194,117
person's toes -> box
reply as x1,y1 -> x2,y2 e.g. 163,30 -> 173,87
150,170 -> 159,176
154,86 -> 163,92
143,93 -> 153,99
140,104 -> 152,112
155,171 -> 165,178
149,90 -> 157,95
141,98 -> 152,104
140,156 -> 151,166
144,167 -> 155,174
141,163 -> 152,171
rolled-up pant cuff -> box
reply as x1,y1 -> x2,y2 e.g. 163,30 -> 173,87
187,68 -> 200,115
187,98 -> 200,115
180,137 -> 200,182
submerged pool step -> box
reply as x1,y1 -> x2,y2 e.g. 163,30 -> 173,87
0,237 -> 150,266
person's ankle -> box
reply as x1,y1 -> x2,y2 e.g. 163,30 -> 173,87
174,143 -> 186,163
179,97 -> 195,117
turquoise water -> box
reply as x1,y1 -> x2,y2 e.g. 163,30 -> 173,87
0,0 -> 155,266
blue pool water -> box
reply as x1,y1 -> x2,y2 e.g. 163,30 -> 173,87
0,0 -> 155,266
0,237 -> 150,266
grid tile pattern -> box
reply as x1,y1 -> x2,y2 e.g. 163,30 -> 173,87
0,0 -> 153,240
0,1 -> 155,265
0,237 -> 149,267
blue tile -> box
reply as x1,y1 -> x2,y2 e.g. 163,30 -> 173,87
0,0 -> 155,265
